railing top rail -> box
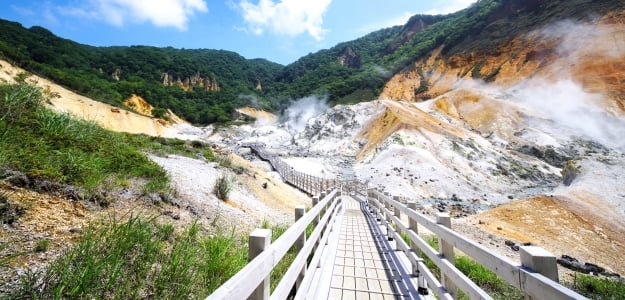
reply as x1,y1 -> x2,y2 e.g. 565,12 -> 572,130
368,189 -> 586,300
207,189 -> 339,299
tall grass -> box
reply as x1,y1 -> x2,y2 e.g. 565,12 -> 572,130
569,274 -> 625,300
0,82 -> 168,197
415,235 -> 523,300
7,216 -> 247,299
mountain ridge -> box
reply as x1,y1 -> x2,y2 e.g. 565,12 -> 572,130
1,0 -> 624,122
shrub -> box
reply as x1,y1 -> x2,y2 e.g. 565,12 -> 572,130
203,148 -> 216,162
561,160 -> 580,186
213,175 -> 232,201
151,107 -> 168,119
34,239 -> 50,252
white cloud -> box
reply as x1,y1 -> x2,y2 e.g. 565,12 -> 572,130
237,0 -> 332,40
58,0 -> 208,30
426,0 -> 476,15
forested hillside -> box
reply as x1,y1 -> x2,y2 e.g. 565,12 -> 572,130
272,0 -> 624,105
1,0 -> 623,123
0,20 -> 282,123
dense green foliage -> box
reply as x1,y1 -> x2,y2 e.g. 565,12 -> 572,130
0,21 -> 282,124
0,83 -> 169,197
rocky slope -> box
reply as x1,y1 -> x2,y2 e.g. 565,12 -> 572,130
381,11 -> 625,115
206,11 -> 625,272
0,60 -> 197,139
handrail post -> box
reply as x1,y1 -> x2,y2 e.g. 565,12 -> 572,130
407,201 -> 428,294
295,206 -> 306,291
520,246 -> 559,300
248,229 -> 271,300
437,213 -> 457,299
393,196 -> 401,246
384,192 -> 392,241
312,196 -> 320,226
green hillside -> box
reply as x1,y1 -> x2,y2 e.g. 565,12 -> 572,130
0,20 -> 282,124
1,0 -> 623,123
271,0 -> 624,106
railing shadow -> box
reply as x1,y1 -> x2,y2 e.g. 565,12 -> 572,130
353,194 -> 423,299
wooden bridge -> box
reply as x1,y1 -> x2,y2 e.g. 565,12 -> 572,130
207,144 -> 586,300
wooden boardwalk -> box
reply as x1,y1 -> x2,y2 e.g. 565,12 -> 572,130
312,196 -> 426,300
209,144 -> 585,300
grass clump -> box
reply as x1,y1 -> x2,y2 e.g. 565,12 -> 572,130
213,175 -> 232,201
455,256 -> 523,299
8,216 -> 247,299
0,82 -> 168,197
570,274 -> 625,300
561,160 -> 580,186
34,239 -> 50,253
261,221 -> 295,292
417,235 -> 522,300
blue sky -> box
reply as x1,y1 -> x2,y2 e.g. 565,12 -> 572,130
1,0 -> 476,65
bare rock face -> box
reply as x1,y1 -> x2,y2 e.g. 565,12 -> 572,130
337,46 -> 361,68
161,71 -> 220,92
111,68 -> 121,81
380,11 -> 625,113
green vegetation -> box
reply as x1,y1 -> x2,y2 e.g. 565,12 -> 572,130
569,274 -> 625,300
7,216 -> 247,299
561,160 -> 580,186
264,0 -> 623,105
0,20 -> 282,124
415,235 -> 522,299
455,256 -> 523,299
213,175 -> 232,201
34,239 -> 51,253
1,0 -> 623,115
261,222 -> 294,292
415,235 -> 624,299
0,83 -> 168,200
5,216 -> 308,299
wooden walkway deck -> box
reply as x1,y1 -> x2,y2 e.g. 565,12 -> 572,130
312,196 -> 427,300
209,144 -> 585,300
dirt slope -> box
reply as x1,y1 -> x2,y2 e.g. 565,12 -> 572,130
0,60 -> 185,137
470,196 -> 625,275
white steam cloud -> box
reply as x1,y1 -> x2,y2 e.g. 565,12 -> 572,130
508,20 -> 625,151
238,94 -> 261,108
513,80 -> 625,151
283,96 -> 328,132
535,20 -> 625,60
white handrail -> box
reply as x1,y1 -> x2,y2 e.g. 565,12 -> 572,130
368,189 -> 586,300
206,190 -> 341,300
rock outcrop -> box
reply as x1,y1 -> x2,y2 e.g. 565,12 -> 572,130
380,11 -> 625,114
111,68 -> 121,81
337,46 -> 361,68
123,94 -> 155,117
161,71 -> 220,92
